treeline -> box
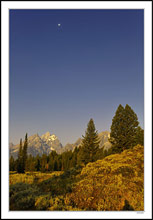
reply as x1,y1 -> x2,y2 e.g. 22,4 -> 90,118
9,140 -> 111,173
9,104 -> 144,173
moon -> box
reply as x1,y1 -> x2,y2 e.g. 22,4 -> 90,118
58,24 -> 61,27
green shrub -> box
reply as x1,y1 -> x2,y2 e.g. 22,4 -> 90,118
9,183 -> 39,210
35,195 -> 51,210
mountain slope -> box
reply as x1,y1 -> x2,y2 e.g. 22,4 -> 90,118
41,132 -> 63,153
67,145 -> 144,211
98,131 -> 111,150
9,131 -> 111,158
9,132 -> 63,158
61,138 -> 82,153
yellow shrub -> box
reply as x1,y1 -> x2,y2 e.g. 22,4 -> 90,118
9,171 -> 63,185
67,145 -> 144,211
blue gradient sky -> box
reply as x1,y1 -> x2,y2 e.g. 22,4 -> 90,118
9,9 -> 144,145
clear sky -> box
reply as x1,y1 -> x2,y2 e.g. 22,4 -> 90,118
9,9 -> 144,145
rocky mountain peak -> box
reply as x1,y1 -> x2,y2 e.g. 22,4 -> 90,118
41,131 -> 51,140
48,134 -> 57,141
10,131 -> 63,158
28,133 -> 41,143
41,132 -> 58,144
44,131 -> 51,136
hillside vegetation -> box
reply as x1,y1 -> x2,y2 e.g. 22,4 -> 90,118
67,144 -> 144,211
9,145 -> 144,211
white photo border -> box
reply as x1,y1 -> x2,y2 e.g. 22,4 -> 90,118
2,1 -> 152,219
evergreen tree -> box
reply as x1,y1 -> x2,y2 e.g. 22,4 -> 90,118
79,119 -> 100,165
70,147 -> 78,168
48,157 -> 54,171
109,104 -> 125,153
16,134 -> 28,173
17,138 -> 24,173
57,157 -> 62,171
35,155 -> 41,171
40,154 -> 47,172
134,126 -> 144,146
23,133 -> 28,171
109,104 -> 140,153
9,156 -> 15,171
95,146 -> 105,160
25,155 -> 36,172
54,160 -> 58,171
124,104 -> 139,148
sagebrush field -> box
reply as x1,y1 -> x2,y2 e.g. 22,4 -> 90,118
9,145 -> 144,211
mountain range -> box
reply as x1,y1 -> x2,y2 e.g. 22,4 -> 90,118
9,131 -> 111,158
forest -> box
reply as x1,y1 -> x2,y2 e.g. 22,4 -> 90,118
9,104 -> 144,211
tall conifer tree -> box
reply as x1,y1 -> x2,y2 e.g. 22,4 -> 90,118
124,104 -> 139,147
79,119 -> 100,165
9,156 -> 15,171
109,104 -> 141,153
17,138 -> 24,173
22,133 -> 28,172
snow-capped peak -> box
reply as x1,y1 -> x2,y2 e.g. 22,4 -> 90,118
48,134 -> 57,141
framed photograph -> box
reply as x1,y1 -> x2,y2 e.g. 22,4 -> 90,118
1,1 -> 152,219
